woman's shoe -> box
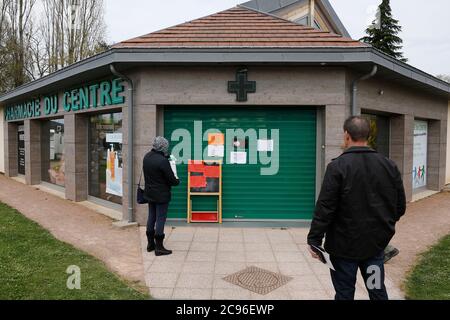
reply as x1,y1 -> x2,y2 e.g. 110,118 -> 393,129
146,230 -> 155,252
155,234 -> 172,256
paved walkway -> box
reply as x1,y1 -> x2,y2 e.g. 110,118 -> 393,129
140,227 -> 403,300
140,192 -> 450,300
0,175 -> 146,290
1,174 -> 449,300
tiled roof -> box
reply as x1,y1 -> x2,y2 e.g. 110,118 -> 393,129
114,6 -> 368,49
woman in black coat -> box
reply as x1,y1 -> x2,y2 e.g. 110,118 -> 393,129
143,136 -> 180,256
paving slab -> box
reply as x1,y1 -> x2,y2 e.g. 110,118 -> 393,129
2,174 -> 448,300
142,193 -> 450,300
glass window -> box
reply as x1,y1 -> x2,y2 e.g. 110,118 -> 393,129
88,112 -> 123,205
413,120 -> 428,190
18,123 -> 25,175
41,119 -> 65,187
363,114 -> 390,158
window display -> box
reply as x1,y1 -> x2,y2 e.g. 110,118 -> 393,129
413,120 -> 428,189
89,112 -> 123,204
41,119 -> 65,187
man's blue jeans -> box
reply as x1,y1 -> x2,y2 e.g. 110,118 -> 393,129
330,250 -> 389,300
147,202 -> 169,236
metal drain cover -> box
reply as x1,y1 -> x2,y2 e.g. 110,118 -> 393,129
223,266 -> 293,295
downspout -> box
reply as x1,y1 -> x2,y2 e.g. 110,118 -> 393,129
351,65 -> 378,116
110,64 -> 134,223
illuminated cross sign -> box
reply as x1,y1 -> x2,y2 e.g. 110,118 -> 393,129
228,68 -> 256,102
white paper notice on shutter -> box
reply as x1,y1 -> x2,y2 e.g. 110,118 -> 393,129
230,152 -> 247,164
208,145 -> 224,158
257,140 -> 274,152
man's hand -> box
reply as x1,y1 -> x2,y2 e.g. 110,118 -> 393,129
308,246 -> 320,260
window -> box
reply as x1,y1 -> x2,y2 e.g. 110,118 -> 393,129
88,112 -> 123,204
413,120 -> 428,190
18,123 -> 25,175
41,119 -> 65,187
363,114 -> 390,158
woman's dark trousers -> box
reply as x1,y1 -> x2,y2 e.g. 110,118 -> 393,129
146,202 -> 171,256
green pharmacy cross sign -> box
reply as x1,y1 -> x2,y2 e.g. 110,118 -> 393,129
228,68 -> 256,102
4,78 -> 126,122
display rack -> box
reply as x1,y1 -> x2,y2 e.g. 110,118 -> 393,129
187,160 -> 222,223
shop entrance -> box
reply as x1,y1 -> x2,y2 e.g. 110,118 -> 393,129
41,118 -> 65,187
88,112 -> 123,205
164,106 -> 317,221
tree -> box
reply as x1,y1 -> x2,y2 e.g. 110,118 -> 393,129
40,0 -> 107,73
7,0 -> 36,87
361,0 -> 407,62
1,0 -> 36,93
0,0 -> 108,94
0,0 -> 12,93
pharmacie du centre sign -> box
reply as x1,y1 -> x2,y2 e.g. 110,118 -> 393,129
4,78 -> 125,122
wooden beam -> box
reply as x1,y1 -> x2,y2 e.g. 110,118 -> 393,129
309,0 -> 316,27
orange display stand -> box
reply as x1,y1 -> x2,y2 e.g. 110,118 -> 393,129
187,160 -> 222,224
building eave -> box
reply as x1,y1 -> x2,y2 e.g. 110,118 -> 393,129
0,47 -> 449,104
240,0 -> 351,37
319,0 -> 351,38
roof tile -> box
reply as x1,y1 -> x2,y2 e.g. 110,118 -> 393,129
114,6 -> 368,49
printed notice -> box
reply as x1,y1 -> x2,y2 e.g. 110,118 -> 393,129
257,139 -> 274,152
170,161 -> 178,179
106,133 -> 123,144
106,144 -> 123,197
169,155 -> 178,179
413,120 -> 427,189
311,245 -> 335,271
230,152 -> 247,164
208,133 -> 225,146
208,145 -> 225,158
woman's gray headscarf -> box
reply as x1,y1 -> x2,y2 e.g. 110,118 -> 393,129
153,136 -> 170,156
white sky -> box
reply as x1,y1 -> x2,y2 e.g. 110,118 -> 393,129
104,0 -> 450,76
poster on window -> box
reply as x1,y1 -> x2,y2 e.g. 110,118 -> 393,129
413,120 -> 427,189
106,133 -> 123,196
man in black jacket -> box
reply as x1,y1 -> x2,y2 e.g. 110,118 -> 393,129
143,136 -> 180,256
307,116 -> 406,300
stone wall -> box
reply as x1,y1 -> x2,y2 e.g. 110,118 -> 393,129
350,72 -> 448,200
125,65 -> 347,223
2,65 -> 448,225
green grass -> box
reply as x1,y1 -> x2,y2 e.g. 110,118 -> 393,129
0,202 -> 149,300
405,234 -> 450,300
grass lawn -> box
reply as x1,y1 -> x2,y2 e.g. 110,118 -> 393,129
405,234 -> 450,300
0,202 -> 149,300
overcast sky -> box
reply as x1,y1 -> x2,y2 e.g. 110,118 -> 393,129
104,0 -> 450,76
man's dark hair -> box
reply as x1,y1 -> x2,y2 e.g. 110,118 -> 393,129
343,116 -> 371,142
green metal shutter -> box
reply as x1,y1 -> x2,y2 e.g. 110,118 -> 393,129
164,106 -> 316,221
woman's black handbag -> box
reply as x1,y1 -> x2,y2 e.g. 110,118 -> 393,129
137,170 -> 148,204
